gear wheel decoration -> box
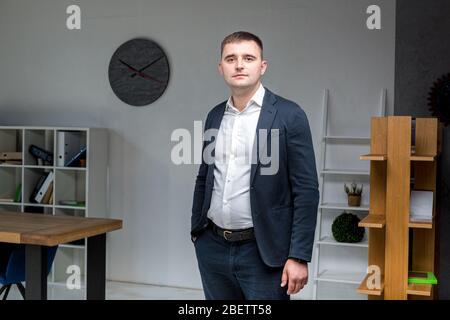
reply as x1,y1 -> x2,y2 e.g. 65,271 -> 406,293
428,73 -> 450,126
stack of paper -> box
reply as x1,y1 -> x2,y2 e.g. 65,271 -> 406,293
410,190 -> 433,222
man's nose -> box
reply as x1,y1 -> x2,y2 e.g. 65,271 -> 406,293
235,58 -> 244,69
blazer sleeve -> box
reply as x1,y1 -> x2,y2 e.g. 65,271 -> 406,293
191,112 -> 211,235
286,106 -> 320,262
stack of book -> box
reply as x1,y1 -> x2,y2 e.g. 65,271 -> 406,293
0,151 -> 22,165
30,171 -> 54,204
57,131 -> 86,167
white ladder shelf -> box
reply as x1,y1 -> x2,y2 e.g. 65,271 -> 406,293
311,88 -> 386,299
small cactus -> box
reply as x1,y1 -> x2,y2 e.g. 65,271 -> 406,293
344,182 -> 363,196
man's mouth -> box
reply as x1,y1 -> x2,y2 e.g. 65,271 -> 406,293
233,74 -> 247,78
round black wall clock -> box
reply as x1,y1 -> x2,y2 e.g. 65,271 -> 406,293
108,38 -> 170,106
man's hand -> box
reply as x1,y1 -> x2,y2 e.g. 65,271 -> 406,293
280,258 -> 308,295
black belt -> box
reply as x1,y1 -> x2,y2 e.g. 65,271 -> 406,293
208,219 -> 255,242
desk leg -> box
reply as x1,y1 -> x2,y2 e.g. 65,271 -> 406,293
25,245 -> 47,300
87,233 -> 106,300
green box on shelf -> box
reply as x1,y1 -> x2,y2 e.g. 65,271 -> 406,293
408,271 -> 438,285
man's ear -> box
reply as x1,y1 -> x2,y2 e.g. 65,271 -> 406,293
260,60 -> 268,75
218,63 -> 224,76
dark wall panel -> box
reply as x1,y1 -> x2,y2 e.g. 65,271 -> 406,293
395,0 -> 450,299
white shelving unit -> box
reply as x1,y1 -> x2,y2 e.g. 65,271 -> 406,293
319,203 -> 370,211
325,136 -> 371,141
316,270 -> 366,285
0,126 -> 108,298
320,169 -> 370,175
317,236 -> 369,248
311,89 -> 386,300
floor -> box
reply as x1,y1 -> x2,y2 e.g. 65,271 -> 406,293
3,281 -> 312,300
3,281 -> 205,300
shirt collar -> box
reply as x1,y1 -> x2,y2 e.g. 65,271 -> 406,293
226,84 -> 265,113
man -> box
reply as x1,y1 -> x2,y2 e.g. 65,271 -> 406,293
191,31 -> 319,300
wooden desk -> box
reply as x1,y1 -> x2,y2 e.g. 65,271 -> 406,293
0,211 -> 122,300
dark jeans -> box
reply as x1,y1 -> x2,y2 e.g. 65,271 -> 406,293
194,226 -> 289,300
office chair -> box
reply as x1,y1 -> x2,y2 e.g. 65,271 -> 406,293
0,244 -> 58,300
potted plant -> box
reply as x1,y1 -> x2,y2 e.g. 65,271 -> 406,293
345,182 -> 363,207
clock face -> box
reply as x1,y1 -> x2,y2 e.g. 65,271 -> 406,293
108,38 -> 170,106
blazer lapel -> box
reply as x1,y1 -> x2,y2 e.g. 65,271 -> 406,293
208,102 -> 226,157
250,89 -> 278,186
205,102 -> 226,185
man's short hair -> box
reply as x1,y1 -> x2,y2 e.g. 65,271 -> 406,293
221,31 -> 263,58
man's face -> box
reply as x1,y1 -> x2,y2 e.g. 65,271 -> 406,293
218,40 -> 267,91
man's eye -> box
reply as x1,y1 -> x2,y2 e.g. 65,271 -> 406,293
245,57 -> 254,61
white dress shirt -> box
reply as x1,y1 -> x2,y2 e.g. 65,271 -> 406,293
207,84 -> 265,230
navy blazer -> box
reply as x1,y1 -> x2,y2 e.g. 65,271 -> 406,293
191,88 -> 319,267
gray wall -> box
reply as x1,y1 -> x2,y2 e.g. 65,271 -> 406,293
0,0 -> 396,299
394,0 -> 450,299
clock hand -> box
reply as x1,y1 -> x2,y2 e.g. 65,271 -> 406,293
119,59 -> 140,73
119,59 -> 164,84
138,71 -> 165,84
130,55 -> 165,78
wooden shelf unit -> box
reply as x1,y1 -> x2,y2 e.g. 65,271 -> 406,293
357,274 -> 432,297
357,117 -> 441,300
357,273 -> 384,296
360,154 -> 436,162
359,215 -> 386,228
407,283 -> 432,297
360,154 -> 387,161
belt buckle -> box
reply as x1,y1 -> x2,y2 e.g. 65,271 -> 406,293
223,230 -> 232,241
